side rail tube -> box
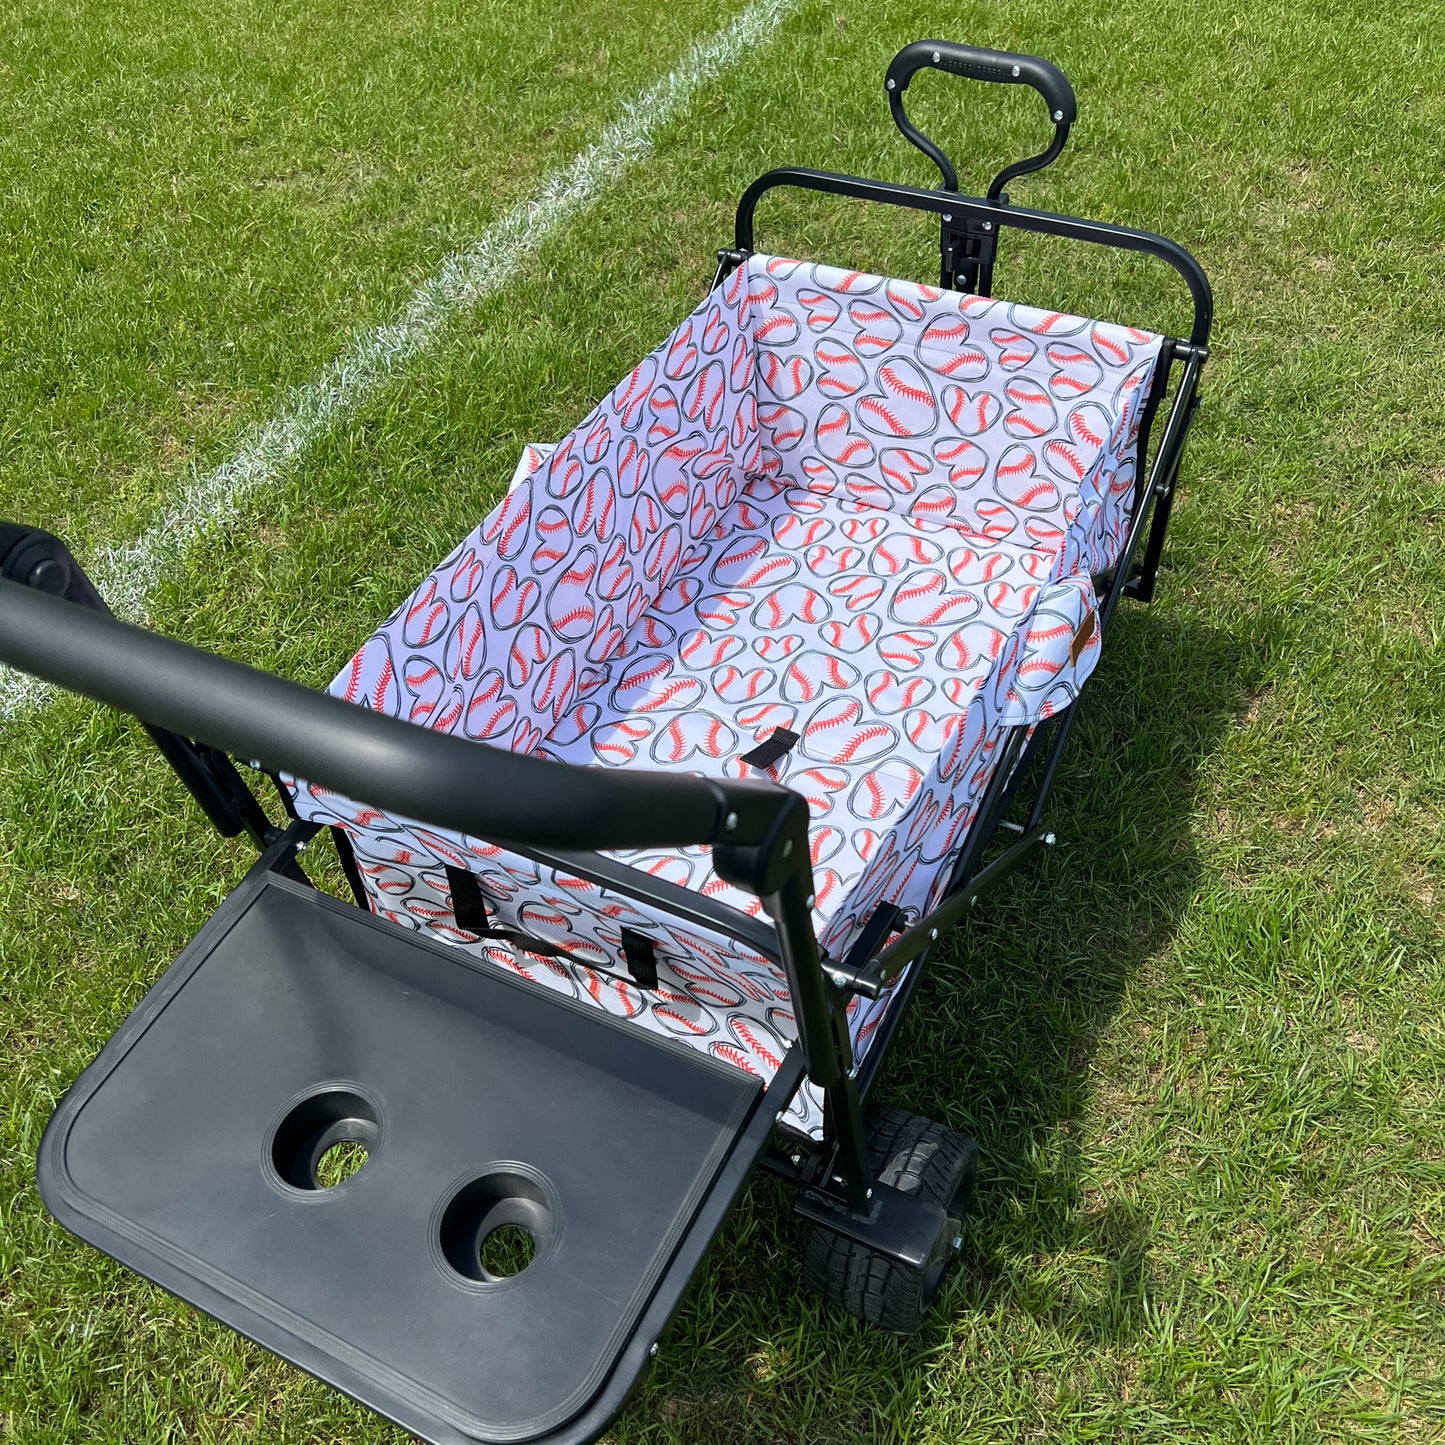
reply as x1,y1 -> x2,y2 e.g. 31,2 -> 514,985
715,796 -> 873,1209
1123,344 -> 1207,606
1098,349 -> 1206,633
734,168 -> 1213,347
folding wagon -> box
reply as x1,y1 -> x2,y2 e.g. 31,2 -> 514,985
0,41 -> 1212,1445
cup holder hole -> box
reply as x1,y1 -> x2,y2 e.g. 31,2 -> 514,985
477,1223 -> 535,1278
270,1088 -> 379,1192
439,1170 -> 554,1283
315,1140 -> 370,1188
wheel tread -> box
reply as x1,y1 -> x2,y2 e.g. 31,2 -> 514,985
800,1106 -> 977,1332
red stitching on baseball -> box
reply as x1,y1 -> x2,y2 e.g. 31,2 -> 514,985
859,398 -> 909,436
734,1021 -> 781,1071
371,661 -> 393,710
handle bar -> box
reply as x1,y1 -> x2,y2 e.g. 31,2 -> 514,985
734,169 -> 1214,347
886,41 -> 1076,198
886,41 -> 1076,124
0,580 -> 789,854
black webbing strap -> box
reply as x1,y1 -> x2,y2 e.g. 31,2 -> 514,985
620,928 -> 659,990
444,865 -> 574,959
740,726 -> 799,770
446,865 -> 491,933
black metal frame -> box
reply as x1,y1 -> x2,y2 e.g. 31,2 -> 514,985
710,48 -> 1211,1230
0,39 -> 1213,1370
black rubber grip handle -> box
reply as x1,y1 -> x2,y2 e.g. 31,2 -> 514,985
886,41 -> 1076,125
0,579 -> 791,854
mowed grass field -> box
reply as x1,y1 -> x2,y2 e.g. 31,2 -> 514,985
2,0 -> 1443,1439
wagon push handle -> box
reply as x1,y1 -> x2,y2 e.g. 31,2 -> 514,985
885,42 -> 1076,123
0,575 -> 789,857
886,41 -> 1076,294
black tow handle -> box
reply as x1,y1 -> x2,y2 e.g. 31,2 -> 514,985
886,41 -> 1076,138
884,40 -> 1077,294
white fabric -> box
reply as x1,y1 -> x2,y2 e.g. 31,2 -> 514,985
290,253 -> 1162,1136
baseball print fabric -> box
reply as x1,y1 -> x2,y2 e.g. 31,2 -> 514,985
288,253 -> 1162,1136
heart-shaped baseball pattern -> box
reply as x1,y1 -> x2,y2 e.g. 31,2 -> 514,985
1002,377 -> 1057,439
758,350 -> 812,401
480,485 -> 532,560
815,402 -> 877,467
402,655 -> 446,725
889,569 -> 982,627
301,251 -> 1164,1139
807,544 -> 866,579
814,339 -> 867,398
799,698 -> 898,765
819,613 -> 879,653
797,288 -> 842,331
916,315 -> 988,381
710,532 -> 799,588
610,653 -> 704,714
782,652 -> 861,703
942,385 -> 1003,436
857,358 -> 939,439
878,447 -> 931,494
712,663 -> 775,703
651,711 -> 738,764
847,300 -> 902,356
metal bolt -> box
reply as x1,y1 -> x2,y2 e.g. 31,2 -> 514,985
805,893 -> 815,909
775,1108 -> 785,1122
929,928 -> 939,941
1052,109 -> 1064,122
1045,832 -> 1057,845
724,811 -> 738,832
942,213 -> 953,223
247,759 -> 262,771
1010,64 -> 1021,77
969,895 -> 978,907
791,1153 -> 802,1166
886,78 -> 896,90
296,840 -> 308,854
952,1234 -> 963,1251
829,970 -> 848,989
866,1188 -> 873,1200
932,50 -> 941,62
649,1342 -> 659,1358
982,221 -> 993,232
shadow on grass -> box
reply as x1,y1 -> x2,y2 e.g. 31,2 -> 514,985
619,603 -> 1267,1442
891,604 -> 1263,1343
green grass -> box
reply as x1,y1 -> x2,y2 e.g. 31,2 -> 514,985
3,0 -> 1444,1440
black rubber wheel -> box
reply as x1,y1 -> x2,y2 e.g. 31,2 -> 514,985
801,1106 -> 977,1332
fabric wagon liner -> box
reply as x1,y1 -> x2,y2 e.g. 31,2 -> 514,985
290,252 -> 1163,1135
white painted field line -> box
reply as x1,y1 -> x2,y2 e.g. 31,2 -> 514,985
0,0 -> 797,721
